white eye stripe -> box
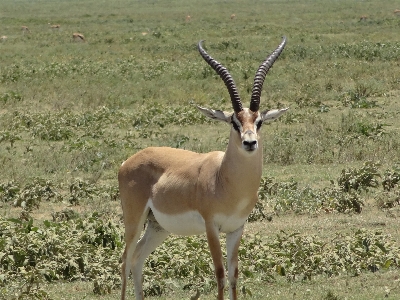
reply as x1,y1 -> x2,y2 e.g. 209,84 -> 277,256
232,115 -> 243,131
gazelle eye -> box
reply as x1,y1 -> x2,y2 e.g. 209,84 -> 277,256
256,121 -> 263,131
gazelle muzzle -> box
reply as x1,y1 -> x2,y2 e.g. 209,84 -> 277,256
242,130 -> 258,151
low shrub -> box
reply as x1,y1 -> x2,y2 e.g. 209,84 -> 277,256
1,215 -> 399,298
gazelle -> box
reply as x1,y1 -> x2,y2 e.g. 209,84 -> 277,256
21,26 -> 30,34
119,36 -> 288,300
0,36 -> 7,42
394,9 -> 400,15
72,32 -> 85,42
50,24 -> 61,29
230,13 -> 236,20
186,15 -> 191,22
359,15 -> 368,21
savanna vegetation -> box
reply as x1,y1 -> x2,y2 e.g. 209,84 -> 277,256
1,0 -> 400,299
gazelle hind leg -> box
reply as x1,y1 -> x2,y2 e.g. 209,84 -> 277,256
131,214 -> 170,299
226,226 -> 244,300
121,207 -> 150,300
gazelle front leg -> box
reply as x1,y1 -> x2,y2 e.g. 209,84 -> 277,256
205,222 -> 226,300
226,226 -> 244,300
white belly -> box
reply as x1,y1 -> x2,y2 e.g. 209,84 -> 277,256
214,213 -> 247,233
149,201 -> 206,235
149,199 -> 247,235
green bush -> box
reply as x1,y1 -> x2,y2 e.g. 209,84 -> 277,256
258,162 -> 382,215
382,166 -> 400,191
0,181 -> 20,203
68,179 -> 97,205
0,91 -> 23,103
12,178 -> 61,212
337,161 -> 380,193
0,215 -> 123,297
375,190 -> 400,209
1,215 -> 399,298
0,130 -> 21,148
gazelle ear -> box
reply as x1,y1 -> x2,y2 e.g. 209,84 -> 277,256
260,108 -> 289,123
196,106 -> 233,123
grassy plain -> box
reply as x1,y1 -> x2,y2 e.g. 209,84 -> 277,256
1,0 -> 400,299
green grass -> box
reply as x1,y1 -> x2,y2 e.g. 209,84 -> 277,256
1,0 -> 400,299
41,270 -> 400,300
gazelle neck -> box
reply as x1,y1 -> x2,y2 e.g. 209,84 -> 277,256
218,128 -> 263,197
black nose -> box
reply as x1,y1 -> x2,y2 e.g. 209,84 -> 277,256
243,140 -> 257,151
243,140 -> 257,147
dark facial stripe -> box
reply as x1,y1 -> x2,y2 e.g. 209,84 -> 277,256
231,115 -> 242,132
256,120 -> 263,131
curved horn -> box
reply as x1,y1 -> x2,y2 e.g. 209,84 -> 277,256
198,40 -> 243,113
250,36 -> 287,112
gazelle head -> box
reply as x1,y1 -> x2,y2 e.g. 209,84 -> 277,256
197,37 -> 288,153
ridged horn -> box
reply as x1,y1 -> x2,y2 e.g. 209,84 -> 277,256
250,36 -> 287,112
198,40 -> 243,113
